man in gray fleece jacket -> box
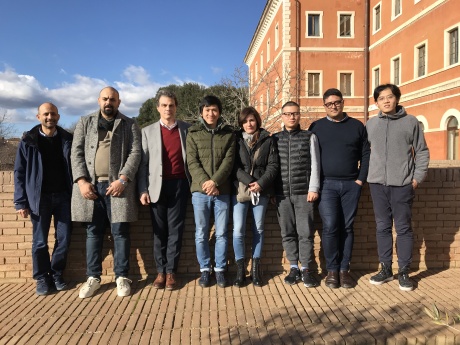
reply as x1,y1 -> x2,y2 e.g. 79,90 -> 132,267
366,84 -> 429,292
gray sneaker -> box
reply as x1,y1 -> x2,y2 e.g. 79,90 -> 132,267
79,277 -> 101,298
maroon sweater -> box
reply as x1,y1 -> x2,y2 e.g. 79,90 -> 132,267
161,125 -> 186,179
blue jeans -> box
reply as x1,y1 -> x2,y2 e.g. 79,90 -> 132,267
192,192 -> 230,272
369,183 -> 414,268
318,179 -> 362,272
232,195 -> 269,260
31,191 -> 71,281
85,182 -> 130,279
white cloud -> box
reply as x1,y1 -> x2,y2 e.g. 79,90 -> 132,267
211,66 -> 223,75
0,65 -> 208,136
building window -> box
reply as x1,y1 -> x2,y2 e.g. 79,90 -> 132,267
307,12 -> 323,37
447,116 -> 459,160
275,78 -> 279,103
417,44 -> 426,77
275,23 -> 279,50
340,73 -> 352,96
267,39 -> 270,62
393,0 -> 401,18
307,73 -> 320,97
449,28 -> 458,65
340,14 -> 352,37
373,67 -> 380,89
392,57 -> 401,85
374,4 -> 381,32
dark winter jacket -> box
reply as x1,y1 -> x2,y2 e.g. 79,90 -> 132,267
232,128 -> 279,196
273,126 -> 320,196
186,118 -> 236,195
14,125 -> 73,215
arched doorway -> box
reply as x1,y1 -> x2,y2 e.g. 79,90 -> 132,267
447,116 -> 459,160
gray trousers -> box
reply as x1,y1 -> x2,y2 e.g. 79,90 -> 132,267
276,195 -> 315,268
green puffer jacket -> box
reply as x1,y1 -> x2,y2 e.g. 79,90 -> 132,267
186,118 -> 236,195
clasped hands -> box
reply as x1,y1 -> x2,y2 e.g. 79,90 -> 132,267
78,177 -> 127,200
202,180 -> 219,196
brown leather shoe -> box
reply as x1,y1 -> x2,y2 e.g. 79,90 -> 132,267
325,271 -> 339,289
153,273 -> 166,289
165,273 -> 177,291
340,270 -> 354,289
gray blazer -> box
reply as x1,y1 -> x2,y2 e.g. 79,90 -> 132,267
138,120 -> 191,203
71,111 -> 141,223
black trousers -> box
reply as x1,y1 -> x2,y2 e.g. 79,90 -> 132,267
149,178 -> 189,274
369,183 -> 414,269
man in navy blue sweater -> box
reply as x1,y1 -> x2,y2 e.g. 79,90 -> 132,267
309,88 -> 370,289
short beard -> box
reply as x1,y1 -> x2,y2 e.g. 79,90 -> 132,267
102,107 -> 115,117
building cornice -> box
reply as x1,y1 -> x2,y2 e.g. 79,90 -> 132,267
244,0 -> 282,66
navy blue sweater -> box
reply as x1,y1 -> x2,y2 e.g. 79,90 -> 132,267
309,115 -> 370,182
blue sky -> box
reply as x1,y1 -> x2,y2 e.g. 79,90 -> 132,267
0,0 -> 266,136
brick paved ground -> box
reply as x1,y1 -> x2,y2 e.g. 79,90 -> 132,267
1,269 -> 460,345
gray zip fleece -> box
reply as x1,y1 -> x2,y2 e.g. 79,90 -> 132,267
366,105 -> 429,186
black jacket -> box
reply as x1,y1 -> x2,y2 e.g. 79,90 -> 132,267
232,128 -> 279,196
273,127 -> 312,196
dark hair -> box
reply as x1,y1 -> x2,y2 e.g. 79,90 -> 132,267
323,88 -> 343,102
156,89 -> 178,106
238,107 -> 262,129
373,83 -> 401,102
281,101 -> 300,110
199,95 -> 222,115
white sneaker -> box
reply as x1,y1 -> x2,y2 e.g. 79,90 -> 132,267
116,277 -> 132,297
79,277 -> 101,298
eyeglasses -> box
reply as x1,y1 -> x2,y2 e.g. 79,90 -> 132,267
324,100 -> 343,108
377,94 -> 396,102
282,112 -> 300,117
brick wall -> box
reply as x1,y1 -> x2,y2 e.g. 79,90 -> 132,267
1,167 -> 459,283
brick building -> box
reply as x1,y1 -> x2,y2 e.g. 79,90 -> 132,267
244,0 -> 460,160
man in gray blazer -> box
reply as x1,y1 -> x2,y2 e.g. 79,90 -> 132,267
138,90 -> 191,290
71,86 -> 141,299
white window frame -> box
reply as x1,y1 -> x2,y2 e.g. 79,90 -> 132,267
373,2 -> 382,34
306,70 -> 323,97
337,71 -> 354,97
391,0 -> 402,21
306,11 -> 324,38
414,0 -> 421,3
390,54 -> 402,86
444,24 -> 459,67
414,40 -> 428,78
337,12 -> 355,38
372,65 -> 381,91
275,23 -> 279,50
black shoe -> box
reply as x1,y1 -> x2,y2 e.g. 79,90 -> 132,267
339,271 -> 354,289
215,271 -> 227,288
199,271 -> 211,288
302,269 -> 319,288
370,263 -> 394,285
398,267 -> 414,291
284,267 -> 301,285
53,276 -> 68,291
36,278 -> 51,296
251,257 -> 263,287
233,259 -> 246,287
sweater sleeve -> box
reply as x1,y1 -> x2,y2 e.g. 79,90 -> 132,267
357,126 -> 371,183
413,121 -> 430,184
308,133 -> 320,193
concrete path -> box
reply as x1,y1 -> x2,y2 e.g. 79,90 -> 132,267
1,270 -> 460,344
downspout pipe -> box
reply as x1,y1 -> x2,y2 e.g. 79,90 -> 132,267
296,0 -> 300,103
363,0 -> 370,123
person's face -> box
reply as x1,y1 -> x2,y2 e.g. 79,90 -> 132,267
36,103 -> 60,130
242,114 -> 258,134
201,104 -> 220,128
375,88 -> 398,115
157,96 -> 177,122
281,105 -> 301,130
98,88 -> 121,118
323,95 -> 344,119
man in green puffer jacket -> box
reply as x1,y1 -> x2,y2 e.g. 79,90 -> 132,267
186,95 -> 235,288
